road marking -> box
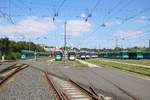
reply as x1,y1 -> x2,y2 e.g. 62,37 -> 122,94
77,59 -> 101,68
48,59 -> 55,63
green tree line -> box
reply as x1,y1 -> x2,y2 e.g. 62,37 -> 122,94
62,46 -> 149,53
0,38 -> 45,60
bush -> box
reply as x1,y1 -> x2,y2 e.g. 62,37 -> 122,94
5,52 -> 21,60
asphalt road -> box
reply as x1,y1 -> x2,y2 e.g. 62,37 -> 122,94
0,59 -> 150,100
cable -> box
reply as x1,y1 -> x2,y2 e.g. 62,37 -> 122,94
85,0 -> 102,22
107,0 -> 134,21
101,0 -> 124,24
53,0 -> 66,21
0,9 -> 14,24
82,0 -> 128,42
122,7 -> 150,23
102,8 -> 150,39
57,0 -> 66,14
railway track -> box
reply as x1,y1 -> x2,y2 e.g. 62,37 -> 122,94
0,63 -> 29,85
44,71 -> 104,100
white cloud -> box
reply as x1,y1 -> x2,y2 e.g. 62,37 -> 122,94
114,30 -> 143,38
104,20 -> 122,27
0,16 -> 55,38
66,20 -> 91,36
80,13 -> 87,18
132,16 -> 148,24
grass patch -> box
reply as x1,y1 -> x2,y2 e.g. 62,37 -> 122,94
111,59 -> 150,66
53,59 -> 87,67
86,58 -> 150,76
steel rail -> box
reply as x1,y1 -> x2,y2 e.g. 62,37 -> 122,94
0,64 -> 29,85
0,63 -> 26,73
44,71 -> 103,100
44,72 -> 67,100
69,79 -> 102,100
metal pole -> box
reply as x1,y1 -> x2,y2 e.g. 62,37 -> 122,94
64,21 -> 67,63
149,39 -> 150,51
29,39 -> 31,51
34,50 -> 37,61
116,38 -> 118,48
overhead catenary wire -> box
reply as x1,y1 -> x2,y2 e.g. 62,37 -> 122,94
85,0 -> 102,22
81,0 -> 131,43
118,25 -> 150,48
57,0 -> 66,15
100,7 -> 150,39
0,0 -> 149,49
124,8 -> 150,22
0,9 -> 14,24
90,0 -> 134,36
106,0 -> 135,21
81,18 -> 150,48
102,0 -> 123,23
53,0 -> 66,21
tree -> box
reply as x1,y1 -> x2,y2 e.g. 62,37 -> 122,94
0,38 -> 10,61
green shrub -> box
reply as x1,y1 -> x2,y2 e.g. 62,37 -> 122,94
5,52 -> 21,60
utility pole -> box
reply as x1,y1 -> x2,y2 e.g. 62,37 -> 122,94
121,38 -> 125,51
29,38 -> 31,51
115,38 -> 118,48
98,43 -> 101,54
64,21 -> 67,63
149,39 -> 150,51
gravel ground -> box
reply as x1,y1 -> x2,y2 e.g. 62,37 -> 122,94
0,64 -> 55,100
0,62 -> 17,71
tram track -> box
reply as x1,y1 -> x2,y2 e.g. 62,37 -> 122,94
0,63 -> 29,86
44,71 -> 104,100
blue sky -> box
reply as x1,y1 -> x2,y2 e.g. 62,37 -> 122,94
0,0 -> 150,49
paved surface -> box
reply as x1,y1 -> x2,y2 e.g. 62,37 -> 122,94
0,59 -> 150,100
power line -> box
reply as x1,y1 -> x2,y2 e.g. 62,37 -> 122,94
122,7 -> 150,23
85,0 -> 102,22
149,39 -> 150,51
81,0 -> 129,43
0,9 -> 14,24
101,0 -> 124,24
106,0 -> 135,21
101,8 -> 150,39
53,0 -> 66,21
57,0 -> 66,14
119,24 -> 150,39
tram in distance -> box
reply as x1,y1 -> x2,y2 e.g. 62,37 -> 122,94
85,52 -> 90,59
98,51 -> 150,59
90,52 -> 98,58
77,51 -> 98,60
21,50 -> 49,60
68,51 -> 76,61
54,51 -> 63,61
77,51 -> 86,60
